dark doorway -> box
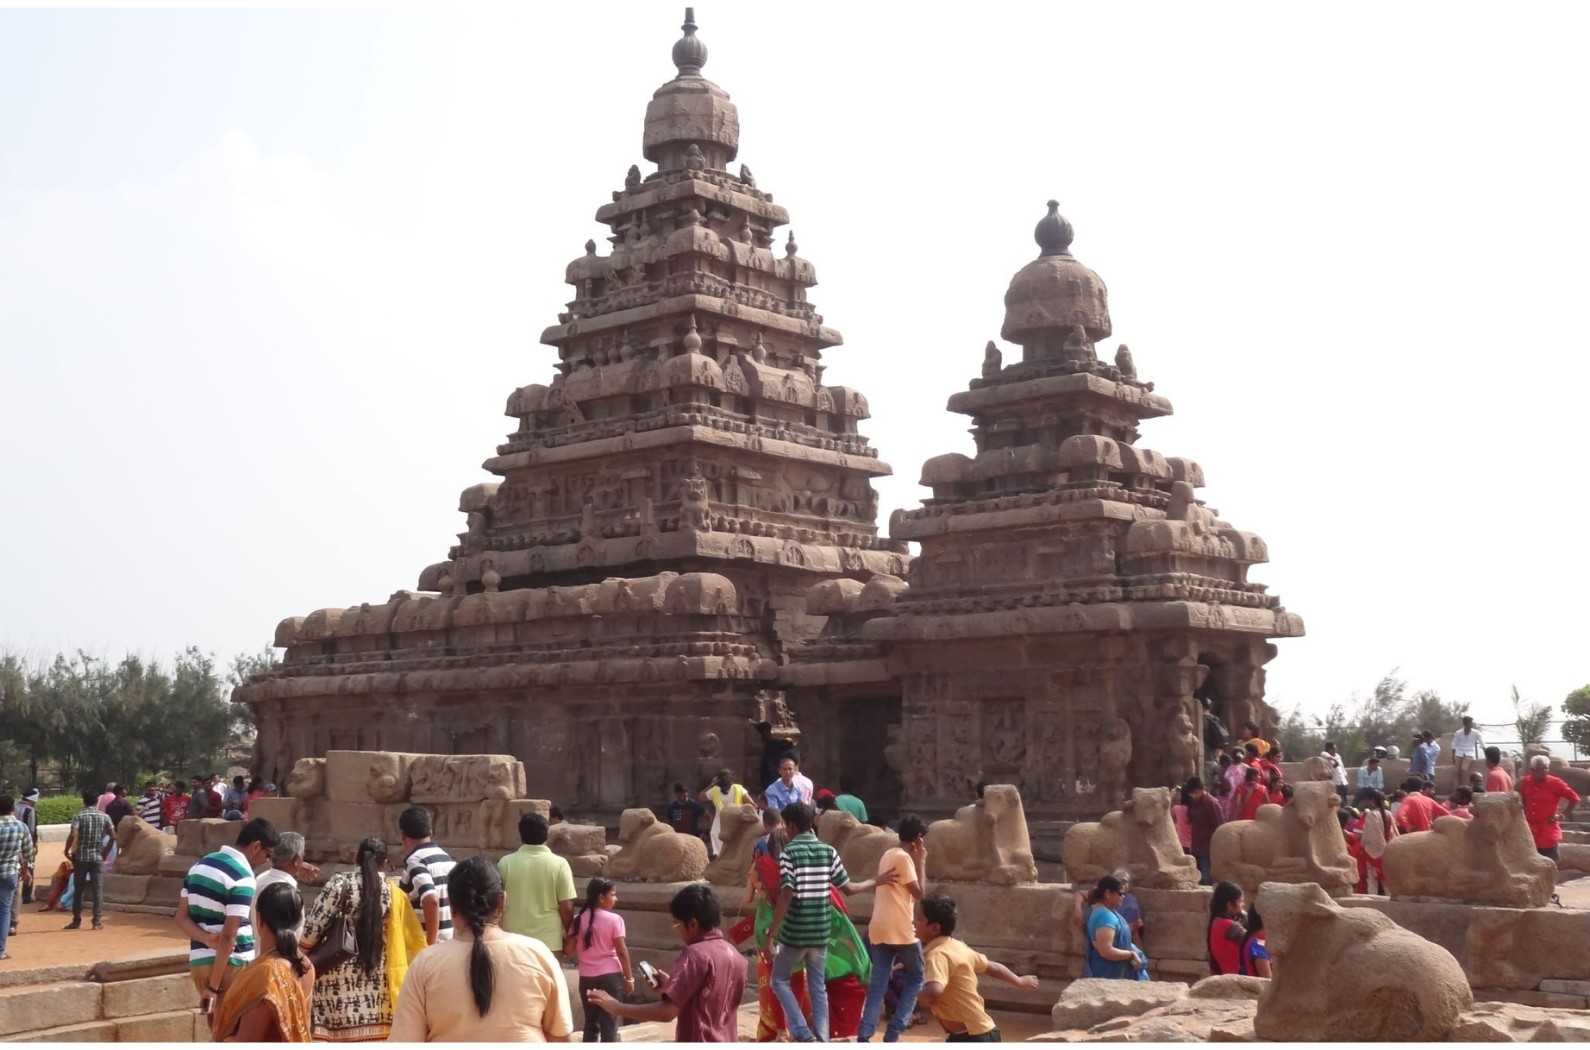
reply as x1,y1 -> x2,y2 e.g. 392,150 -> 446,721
836,694 -> 903,824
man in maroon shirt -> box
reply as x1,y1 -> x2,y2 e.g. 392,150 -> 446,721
1184,777 -> 1224,886
589,883 -> 748,1042
1519,755 -> 1582,860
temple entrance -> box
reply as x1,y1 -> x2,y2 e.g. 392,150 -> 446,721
835,695 -> 903,824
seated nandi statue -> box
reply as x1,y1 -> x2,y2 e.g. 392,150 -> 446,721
926,784 -> 1037,885
818,810 -> 896,879
1061,786 -> 1200,889
1382,792 -> 1557,906
1255,882 -> 1472,1041
703,804 -> 763,885
1210,781 -> 1355,897
113,814 -> 173,875
603,808 -> 708,883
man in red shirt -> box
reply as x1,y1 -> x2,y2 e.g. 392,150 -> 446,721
1395,777 -> 1441,833
1519,755 -> 1582,860
1484,747 -> 1514,793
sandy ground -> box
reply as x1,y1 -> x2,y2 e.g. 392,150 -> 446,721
0,838 -> 189,972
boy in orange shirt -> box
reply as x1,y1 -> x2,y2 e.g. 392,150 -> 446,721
857,815 -> 927,1042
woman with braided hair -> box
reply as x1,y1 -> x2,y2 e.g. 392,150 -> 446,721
390,854 -> 574,1041
212,882 -> 314,1041
301,837 -> 396,1041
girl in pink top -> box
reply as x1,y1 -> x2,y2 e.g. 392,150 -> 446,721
567,878 -> 633,1043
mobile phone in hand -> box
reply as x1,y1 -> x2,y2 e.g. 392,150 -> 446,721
637,960 -> 661,990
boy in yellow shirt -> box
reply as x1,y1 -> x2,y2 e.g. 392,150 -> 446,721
917,894 -> 1039,1041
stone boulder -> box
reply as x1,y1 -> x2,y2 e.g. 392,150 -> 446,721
409,754 -> 526,803
1383,792 -> 1557,906
1061,786 -> 1200,889
1210,780 -> 1355,897
113,816 -> 172,875
549,822 -> 610,878
287,757 -> 326,799
1050,978 -> 1189,1031
818,810 -> 896,881
603,808 -> 708,883
703,804 -> 762,886
1255,882 -> 1473,1041
926,784 -> 1037,885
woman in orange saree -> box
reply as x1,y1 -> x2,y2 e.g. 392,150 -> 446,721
212,882 -> 313,1042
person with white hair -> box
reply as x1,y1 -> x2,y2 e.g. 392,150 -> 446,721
1518,754 -> 1581,860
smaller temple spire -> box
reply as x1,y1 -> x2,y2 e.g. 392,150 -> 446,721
672,8 -> 708,76
1035,199 -> 1075,258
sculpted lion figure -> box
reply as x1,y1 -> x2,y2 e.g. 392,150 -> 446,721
286,758 -> 326,799
604,808 -> 708,883
1255,882 -> 1472,1041
1210,780 -> 1355,897
1061,786 -> 1199,889
817,810 -> 896,880
703,804 -> 763,885
113,815 -> 173,875
926,784 -> 1037,885
1382,792 -> 1557,906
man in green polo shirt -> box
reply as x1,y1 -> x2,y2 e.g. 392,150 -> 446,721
765,802 -> 893,1041
498,811 -> 575,950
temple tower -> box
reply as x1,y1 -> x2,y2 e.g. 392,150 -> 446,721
236,11 -> 904,817
862,202 -> 1304,821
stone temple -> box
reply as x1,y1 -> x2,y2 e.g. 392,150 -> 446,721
235,10 -> 1302,825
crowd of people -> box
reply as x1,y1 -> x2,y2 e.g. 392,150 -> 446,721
158,787 -> 1040,1043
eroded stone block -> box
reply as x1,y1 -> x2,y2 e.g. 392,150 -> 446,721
409,754 -> 525,803
324,751 -> 421,804
1050,978 -> 1188,1031
102,973 -> 198,1019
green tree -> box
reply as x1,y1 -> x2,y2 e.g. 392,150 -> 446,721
1559,685 -> 1590,751
1511,685 -> 1553,747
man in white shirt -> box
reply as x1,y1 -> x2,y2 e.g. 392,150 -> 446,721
1320,742 -> 1349,804
252,832 -> 316,935
1450,717 -> 1485,788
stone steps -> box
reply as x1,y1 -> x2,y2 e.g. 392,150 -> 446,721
0,958 -> 200,1042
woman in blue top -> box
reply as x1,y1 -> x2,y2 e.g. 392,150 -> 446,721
1081,875 -> 1147,979
1239,907 -> 1272,978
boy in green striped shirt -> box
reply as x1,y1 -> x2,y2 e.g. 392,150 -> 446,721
765,802 -> 895,1041
173,818 -> 280,1015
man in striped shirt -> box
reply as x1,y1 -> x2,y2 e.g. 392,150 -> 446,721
765,802 -> 895,1041
63,791 -> 112,930
173,817 -> 279,1013
398,806 -> 455,944
137,781 -> 163,827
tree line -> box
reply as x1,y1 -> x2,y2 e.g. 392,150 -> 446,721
1275,670 -> 1584,764
0,646 -> 274,795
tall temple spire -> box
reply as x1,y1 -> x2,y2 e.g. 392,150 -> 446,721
672,8 -> 707,76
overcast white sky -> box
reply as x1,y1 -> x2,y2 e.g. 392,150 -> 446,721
3,4 -> 1587,737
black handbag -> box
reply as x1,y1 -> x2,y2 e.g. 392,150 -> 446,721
307,913 -> 357,974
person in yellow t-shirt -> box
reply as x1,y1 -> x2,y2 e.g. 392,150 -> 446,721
917,895 -> 1038,1042
856,814 -> 927,1042
698,768 -> 753,859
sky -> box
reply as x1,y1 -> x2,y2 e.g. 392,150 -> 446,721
3,3 -> 1588,740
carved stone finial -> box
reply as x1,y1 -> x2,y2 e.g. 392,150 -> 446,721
1035,199 -> 1075,258
739,215 -> 754,243
982,340 -> 1002,378
786,231 -> 798,257
1115,343 -> 1136,380
625,165 -> 641,189
583,239 -> 596,256
684,143 -> 706,171
751,331 -> 768,363
739,163 -> 756,188
672,8 -> 707,76
682,314 -> 703,353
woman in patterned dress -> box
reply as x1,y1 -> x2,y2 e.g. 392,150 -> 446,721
301,837 -> 394,1041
